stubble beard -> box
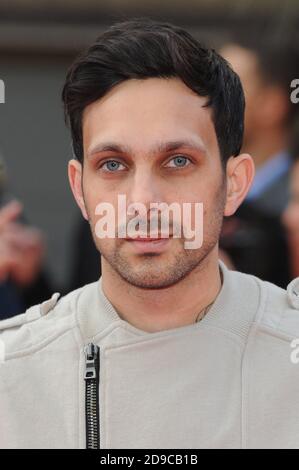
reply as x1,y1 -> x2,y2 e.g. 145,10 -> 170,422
84,180 -> 226,290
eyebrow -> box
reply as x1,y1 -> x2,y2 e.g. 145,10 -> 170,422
87,139 -> 207,158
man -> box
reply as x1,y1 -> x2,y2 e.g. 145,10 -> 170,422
1,18 -> 299,449
219,35 -> 299,287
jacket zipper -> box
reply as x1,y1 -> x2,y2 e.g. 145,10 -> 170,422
84,343 -> 100,449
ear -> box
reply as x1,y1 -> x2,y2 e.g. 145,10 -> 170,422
68,159 -> 89,220
224,153 -> 255,217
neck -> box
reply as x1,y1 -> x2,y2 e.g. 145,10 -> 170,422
101,247 -> 222,333
243,126 -> 289,169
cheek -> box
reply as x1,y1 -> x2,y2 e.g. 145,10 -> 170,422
180,177 -> 224,215
83,194 -> 99,222
82,173 -> 105,210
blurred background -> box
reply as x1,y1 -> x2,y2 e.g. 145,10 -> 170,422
0,0 -> 299,317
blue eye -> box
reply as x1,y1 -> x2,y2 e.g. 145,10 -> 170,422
166,155 -> 191,168
101,160 -> 126,172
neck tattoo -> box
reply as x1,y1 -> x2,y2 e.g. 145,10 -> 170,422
194,268 -> 223,323
194,301 -> 214,323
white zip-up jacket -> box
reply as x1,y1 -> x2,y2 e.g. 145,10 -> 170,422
1,261 -> 299,449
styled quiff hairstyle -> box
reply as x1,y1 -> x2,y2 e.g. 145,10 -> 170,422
62,17 -> 245,166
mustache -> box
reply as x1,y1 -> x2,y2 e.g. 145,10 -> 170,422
117,217 -> 182,238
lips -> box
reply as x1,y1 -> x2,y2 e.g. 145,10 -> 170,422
126,237 -> 171,242
125,236 -> 171,253
125,234 -> 172,241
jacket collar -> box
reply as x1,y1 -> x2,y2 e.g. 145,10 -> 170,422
76,260 -> 261,344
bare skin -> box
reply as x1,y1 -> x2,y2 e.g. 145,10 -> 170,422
221,44 -> 291,169
69,77 -> 254,333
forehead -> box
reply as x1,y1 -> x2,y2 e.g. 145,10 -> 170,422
82,77 -> 219,158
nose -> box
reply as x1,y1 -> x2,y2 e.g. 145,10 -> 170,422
127,168 -> 163,213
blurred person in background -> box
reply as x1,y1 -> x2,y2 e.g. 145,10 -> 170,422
219,34 -> 299,287
282,131 -> 299,278
0,156 -> 53,319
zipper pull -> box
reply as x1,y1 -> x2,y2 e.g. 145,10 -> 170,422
84,343 -> 99,380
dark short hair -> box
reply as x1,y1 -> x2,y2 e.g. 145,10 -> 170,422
62,17 -> 245,165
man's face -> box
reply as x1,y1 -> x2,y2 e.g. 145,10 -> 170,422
79,77 -> 226,289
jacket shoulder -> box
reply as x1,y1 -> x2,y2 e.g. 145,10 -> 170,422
0,285 -> 86,358
0,292 -> 61,331
256,275 -> 299,339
